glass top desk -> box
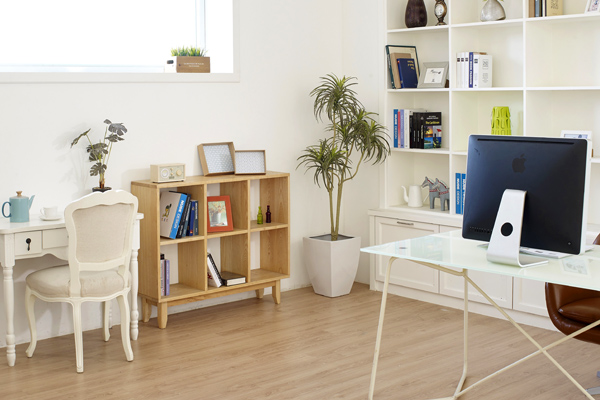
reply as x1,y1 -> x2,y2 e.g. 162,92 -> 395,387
362,230 -> 600,400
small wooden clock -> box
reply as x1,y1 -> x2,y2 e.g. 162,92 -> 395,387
434,0 -> 447,26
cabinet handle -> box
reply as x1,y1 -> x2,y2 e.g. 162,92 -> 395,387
396,221 -> 414,226
26,238 -> 31,251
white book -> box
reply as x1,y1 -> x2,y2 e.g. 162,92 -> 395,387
207,253 -> 223,288
462,52 -> 469,88
456,52 -> 462,89
477,54 -> 493,88
473,54 -> 480,88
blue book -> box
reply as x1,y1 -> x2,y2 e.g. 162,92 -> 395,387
455,173 -> 462,214
397,58 -> 418,89
188,200 -> 195,236
461,173 -> 467,215
159,192 -> 188,239
469,52 -> 474,88
393,109 -> 398,147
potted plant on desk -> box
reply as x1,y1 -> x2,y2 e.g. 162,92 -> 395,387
70,119 -> 128,192
298,74 -> 390,297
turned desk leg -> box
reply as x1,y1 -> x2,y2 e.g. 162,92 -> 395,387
256,289 -> 264,299
272,281 -> 281,304
2,264 -> 15,367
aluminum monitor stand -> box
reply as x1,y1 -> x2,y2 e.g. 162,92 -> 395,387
486,189 -> 548,268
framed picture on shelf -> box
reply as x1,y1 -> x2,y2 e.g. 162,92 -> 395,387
417,62 -> 449,89
235,150 -> 266,174
585,0 -> 599,13
385,45 -> 420,89
197,142 -> 236,176
207,195 -> 234,233
561,130 -> 592,140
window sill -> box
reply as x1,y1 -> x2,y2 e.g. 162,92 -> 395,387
0,71 -> 240,84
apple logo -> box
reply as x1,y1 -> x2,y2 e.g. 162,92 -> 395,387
512,154 -> 526,173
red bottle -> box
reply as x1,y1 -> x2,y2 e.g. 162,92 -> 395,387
266,205 -> 271,223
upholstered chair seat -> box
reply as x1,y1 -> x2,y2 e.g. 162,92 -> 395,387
26,267 -> 131,298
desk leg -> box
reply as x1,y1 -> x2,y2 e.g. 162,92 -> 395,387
453,269 -> 469,398
369,257 -> 395,400
2,263 -> 16,366
130,248 -> 139,341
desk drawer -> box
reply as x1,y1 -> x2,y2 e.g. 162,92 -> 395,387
43,228 -> 68,249
15,231 -> 42,256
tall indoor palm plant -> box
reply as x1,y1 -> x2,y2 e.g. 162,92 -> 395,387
298,74 -> 390,241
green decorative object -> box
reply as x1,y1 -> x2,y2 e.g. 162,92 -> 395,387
491,106 -> 511,135
257,206 -> 263,224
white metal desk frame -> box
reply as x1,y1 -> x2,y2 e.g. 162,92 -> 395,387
0,214 -> 143,367
363,231 -> 600,400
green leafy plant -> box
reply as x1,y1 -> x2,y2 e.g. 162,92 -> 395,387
71,119 -> 128,189
170,46 -> 208,57
297,74 -> 390,241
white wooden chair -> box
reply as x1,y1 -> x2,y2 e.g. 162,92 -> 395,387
24,190 -> 138,373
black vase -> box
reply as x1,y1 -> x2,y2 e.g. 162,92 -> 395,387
405,0 -> 427,28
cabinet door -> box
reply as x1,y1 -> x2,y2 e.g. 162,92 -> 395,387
513,278 -> 548,317
438,225 -> 513,309
374,217 -> 439,293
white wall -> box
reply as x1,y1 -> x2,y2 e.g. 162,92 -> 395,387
0,0 -> 381,346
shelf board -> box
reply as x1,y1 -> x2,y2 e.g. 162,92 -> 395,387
451,19 -> 524,30
207,227 -> 248,239
160,235 -> 205,246
387,88 -> 449,93
452,87 -> 523,92
526,86 -> 600,92
526,12 -> 600,25
251,268 -> 289,283
387,204 -> 454,216
387,25 -> 448,34
161,283 -> 205,301
250,221 -> 288,232
391,148 -> 450,155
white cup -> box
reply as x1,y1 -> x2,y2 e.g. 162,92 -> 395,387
40,206 -> 59,219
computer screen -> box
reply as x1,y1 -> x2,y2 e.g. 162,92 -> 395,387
462,135 -> 590,256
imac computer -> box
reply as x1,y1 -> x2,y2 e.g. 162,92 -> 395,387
462,135 -> 591,267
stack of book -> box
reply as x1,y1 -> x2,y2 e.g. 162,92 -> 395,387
207,253 -> 246,288
455,173 -> 467,215
386,45 -> 419,89
531,0 -> 562,17
159,192 -> 200,239
160,253 -> 170,296
455,52 -> 492,89
393,109 -> 442,149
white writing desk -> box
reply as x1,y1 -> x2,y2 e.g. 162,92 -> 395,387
362,230 -> 600,400
0,214 -> 143,367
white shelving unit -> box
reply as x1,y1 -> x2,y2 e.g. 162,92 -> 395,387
370,0 -> 600,328
378,0 -> 600,223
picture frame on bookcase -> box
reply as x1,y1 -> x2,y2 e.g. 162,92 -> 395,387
234,150 -> 266,174
585,0 -> 600,13
417,62 -> 449,89
385,45 -> 420,89
207,195 -> 234,233
197,142 -> 236,176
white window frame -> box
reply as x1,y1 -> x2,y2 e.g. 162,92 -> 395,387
0,0 -> 240,84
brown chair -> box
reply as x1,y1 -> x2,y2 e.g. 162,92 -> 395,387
545,235 -> 600,395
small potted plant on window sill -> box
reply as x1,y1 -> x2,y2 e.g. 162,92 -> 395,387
166,46 -> 210,73
70,119 -> 128,192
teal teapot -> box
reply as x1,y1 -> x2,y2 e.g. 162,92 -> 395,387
2,191 -> 35,223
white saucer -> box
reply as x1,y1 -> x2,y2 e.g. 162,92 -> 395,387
40,215 -> 61,221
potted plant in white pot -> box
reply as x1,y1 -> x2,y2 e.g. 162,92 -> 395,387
298,74 -> 390,297
70,119 -> 128,192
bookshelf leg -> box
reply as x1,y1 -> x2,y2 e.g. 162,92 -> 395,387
255,289 -> 264,299
157,303 -> 168,329
141,298 -> 151,323
272,281 -> 281,304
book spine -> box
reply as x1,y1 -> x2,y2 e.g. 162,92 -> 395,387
386,47 -> 396,89
393,109 -> 398,148
177,196 -> 191,238
188,200 -> 195,236
160,253 -> 165,296
469,52 -> 473,88
399,109 -> 404,148
170,195 -> 187,239
164,259 -> 170,296
456,52 -> 461,89
461,173 -> 467,215
473,54 -> 480,89
193,201 -> 199,236
455,173 -> 462,214
208,254 -> 224,286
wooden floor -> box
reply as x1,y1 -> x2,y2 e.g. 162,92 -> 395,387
1,283 -> 600,399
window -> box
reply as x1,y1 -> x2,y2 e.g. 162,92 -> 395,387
0,0 -> 238,81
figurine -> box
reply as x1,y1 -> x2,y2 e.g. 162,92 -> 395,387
421,176 -> 439,209
433,179 -> 450,211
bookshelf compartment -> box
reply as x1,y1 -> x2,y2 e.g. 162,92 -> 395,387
131,171 -> 290,329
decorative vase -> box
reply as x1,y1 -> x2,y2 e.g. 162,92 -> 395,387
405,0 -> 427,28
481,0 -> 506,22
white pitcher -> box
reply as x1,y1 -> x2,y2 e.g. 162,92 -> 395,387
401,185 -> 429,208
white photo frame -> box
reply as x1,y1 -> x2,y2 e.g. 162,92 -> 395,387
197,142 -> 236,176
417,62 -> 449,89
234,150 -> 266,175
585,0 -> 600,13
560,130 -> 592,140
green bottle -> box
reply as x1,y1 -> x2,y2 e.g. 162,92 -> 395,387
257,206 -> 263,224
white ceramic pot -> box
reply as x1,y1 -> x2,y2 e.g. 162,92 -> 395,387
303,234 -> 361,297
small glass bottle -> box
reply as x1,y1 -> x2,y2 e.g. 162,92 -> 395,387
257,206 -> 263,224
266,205 -> 271,223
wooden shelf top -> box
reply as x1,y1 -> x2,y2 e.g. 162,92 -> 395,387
132,171 -> 289,189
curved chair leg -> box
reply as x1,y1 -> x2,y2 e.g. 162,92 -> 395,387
72,302 -> 84,373
103,301 -> 111,342
117,294 -> 133,362
25,286 -> 37,358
